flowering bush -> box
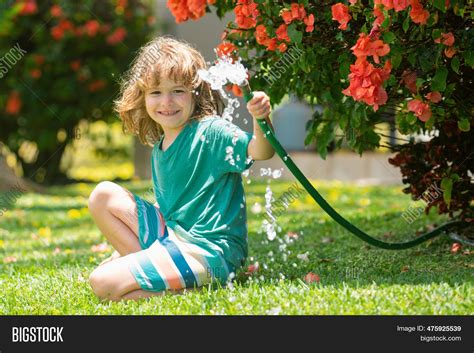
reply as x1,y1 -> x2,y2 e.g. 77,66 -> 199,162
167,0 -> 473,222
0,0 -> 155,184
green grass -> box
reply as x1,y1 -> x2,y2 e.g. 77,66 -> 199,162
1,179 -> 472,314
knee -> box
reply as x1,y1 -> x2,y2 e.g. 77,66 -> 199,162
88,181 -> 117,213
89,267 -> 120,301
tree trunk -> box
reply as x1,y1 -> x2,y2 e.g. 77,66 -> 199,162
0,155 -> 46,193
133,138 -> 152,180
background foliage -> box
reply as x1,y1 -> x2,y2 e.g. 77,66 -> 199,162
0,0 -> 155,184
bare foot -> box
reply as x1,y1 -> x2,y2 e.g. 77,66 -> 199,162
98,250 -> 121,266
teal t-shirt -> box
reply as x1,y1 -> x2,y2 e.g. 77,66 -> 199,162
151,116 -> 253,268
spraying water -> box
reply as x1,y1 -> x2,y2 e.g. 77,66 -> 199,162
199,55 -> 282,242
198,55 -> 248,123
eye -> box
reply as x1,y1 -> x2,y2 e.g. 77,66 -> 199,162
151,91 -> 161,95
173,89 -> 185,94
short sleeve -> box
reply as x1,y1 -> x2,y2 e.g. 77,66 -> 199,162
207,118 -> 254,174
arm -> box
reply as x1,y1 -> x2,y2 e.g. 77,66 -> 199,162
246,91 -> 275,161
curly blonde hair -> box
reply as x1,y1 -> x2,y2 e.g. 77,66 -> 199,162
114,36 -> 224,146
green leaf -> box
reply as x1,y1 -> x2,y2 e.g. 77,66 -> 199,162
463,50 -> 474,68
416,78 -> 425,89
451,57 -> 460,74
458,118 -> 470,132
382,31 -> 396,44
431,29 -> 442,40
407,112 -> 417,125
391,49 -> 402,69
431,67 -> 448,92
287,24 -> 302,44
433,0 -> 447,12
441,177 -> 453,208
408,52 -> 417,66
403,14 -> 410,33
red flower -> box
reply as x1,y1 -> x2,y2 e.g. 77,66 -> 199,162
167,0 -> 214,23
351,33 -> 390,63
444,46 -> 457,58
84,20 -> 101,37
373,6 -> 385,27
408,99 -> 432,122
290,3 -> 306,21
281,9 -> 293,24
278,42 -> 288,53
30,69 -> 41,79
188,0 -> 208,20
88,79 -> 107,92
216,41 -> 237,58
276,24 -> 290,42
374,0 -> 393,10
5,91 -> 22,115
342,58 -> 391,111
331,3 -> 351,31
265,38 -> 278,51
232,84 -> 243,97
33,54 -> 45,65
304,14 -> 314,33
50,5 -> 63,17
434,32 -> 455,46
425,91 -> 442,103
393,0 -> 409,12
409,0 -> 430,25
303,272 -> 320,284
450,242 -> 462,254
245,262 -> 259,275
255,24 -> 268,45
70,60 -> 81,71
50,20 -> 74,41
17,0 -> 37,16
376,0 -> 409,11
117,0 -> 128,9
106,27 -> 127,45
401,70 -> 417,93
234,0 -> 260,29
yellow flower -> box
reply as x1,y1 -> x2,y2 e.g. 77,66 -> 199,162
67,209 -> 82,219
38,227 -> 52,238
0,240 -> 4,248
328,190 -> 340,202
358,198 -> 371,207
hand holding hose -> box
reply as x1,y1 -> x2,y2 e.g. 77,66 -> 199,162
247,91 -> 271,120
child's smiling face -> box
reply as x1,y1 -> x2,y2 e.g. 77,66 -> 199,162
144,77 -> 194,135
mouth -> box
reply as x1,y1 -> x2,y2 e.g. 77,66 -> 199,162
158,110 -> 180,116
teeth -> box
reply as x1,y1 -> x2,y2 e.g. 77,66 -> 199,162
159,111 -> 179,116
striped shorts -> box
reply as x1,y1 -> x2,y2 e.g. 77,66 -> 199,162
129,194 -> 235,292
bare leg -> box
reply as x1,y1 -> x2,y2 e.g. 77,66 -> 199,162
121,289 -> 164,301
88,181 -> 141,256
98,250 -> 121,266
89,254 -> 170,301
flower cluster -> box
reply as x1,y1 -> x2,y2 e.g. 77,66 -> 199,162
342,32 -> 391,111
167,0 -> 216,23
233,1 -> 314,53
435,32 -> 457,58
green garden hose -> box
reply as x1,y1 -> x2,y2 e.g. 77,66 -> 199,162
240,83 -> 467,249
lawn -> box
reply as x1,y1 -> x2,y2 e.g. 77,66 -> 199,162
0,179 -> 472,314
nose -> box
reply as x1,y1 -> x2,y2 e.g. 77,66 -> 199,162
160,93 -> 173,105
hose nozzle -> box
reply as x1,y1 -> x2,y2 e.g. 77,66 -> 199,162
239,80 -> 254,103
